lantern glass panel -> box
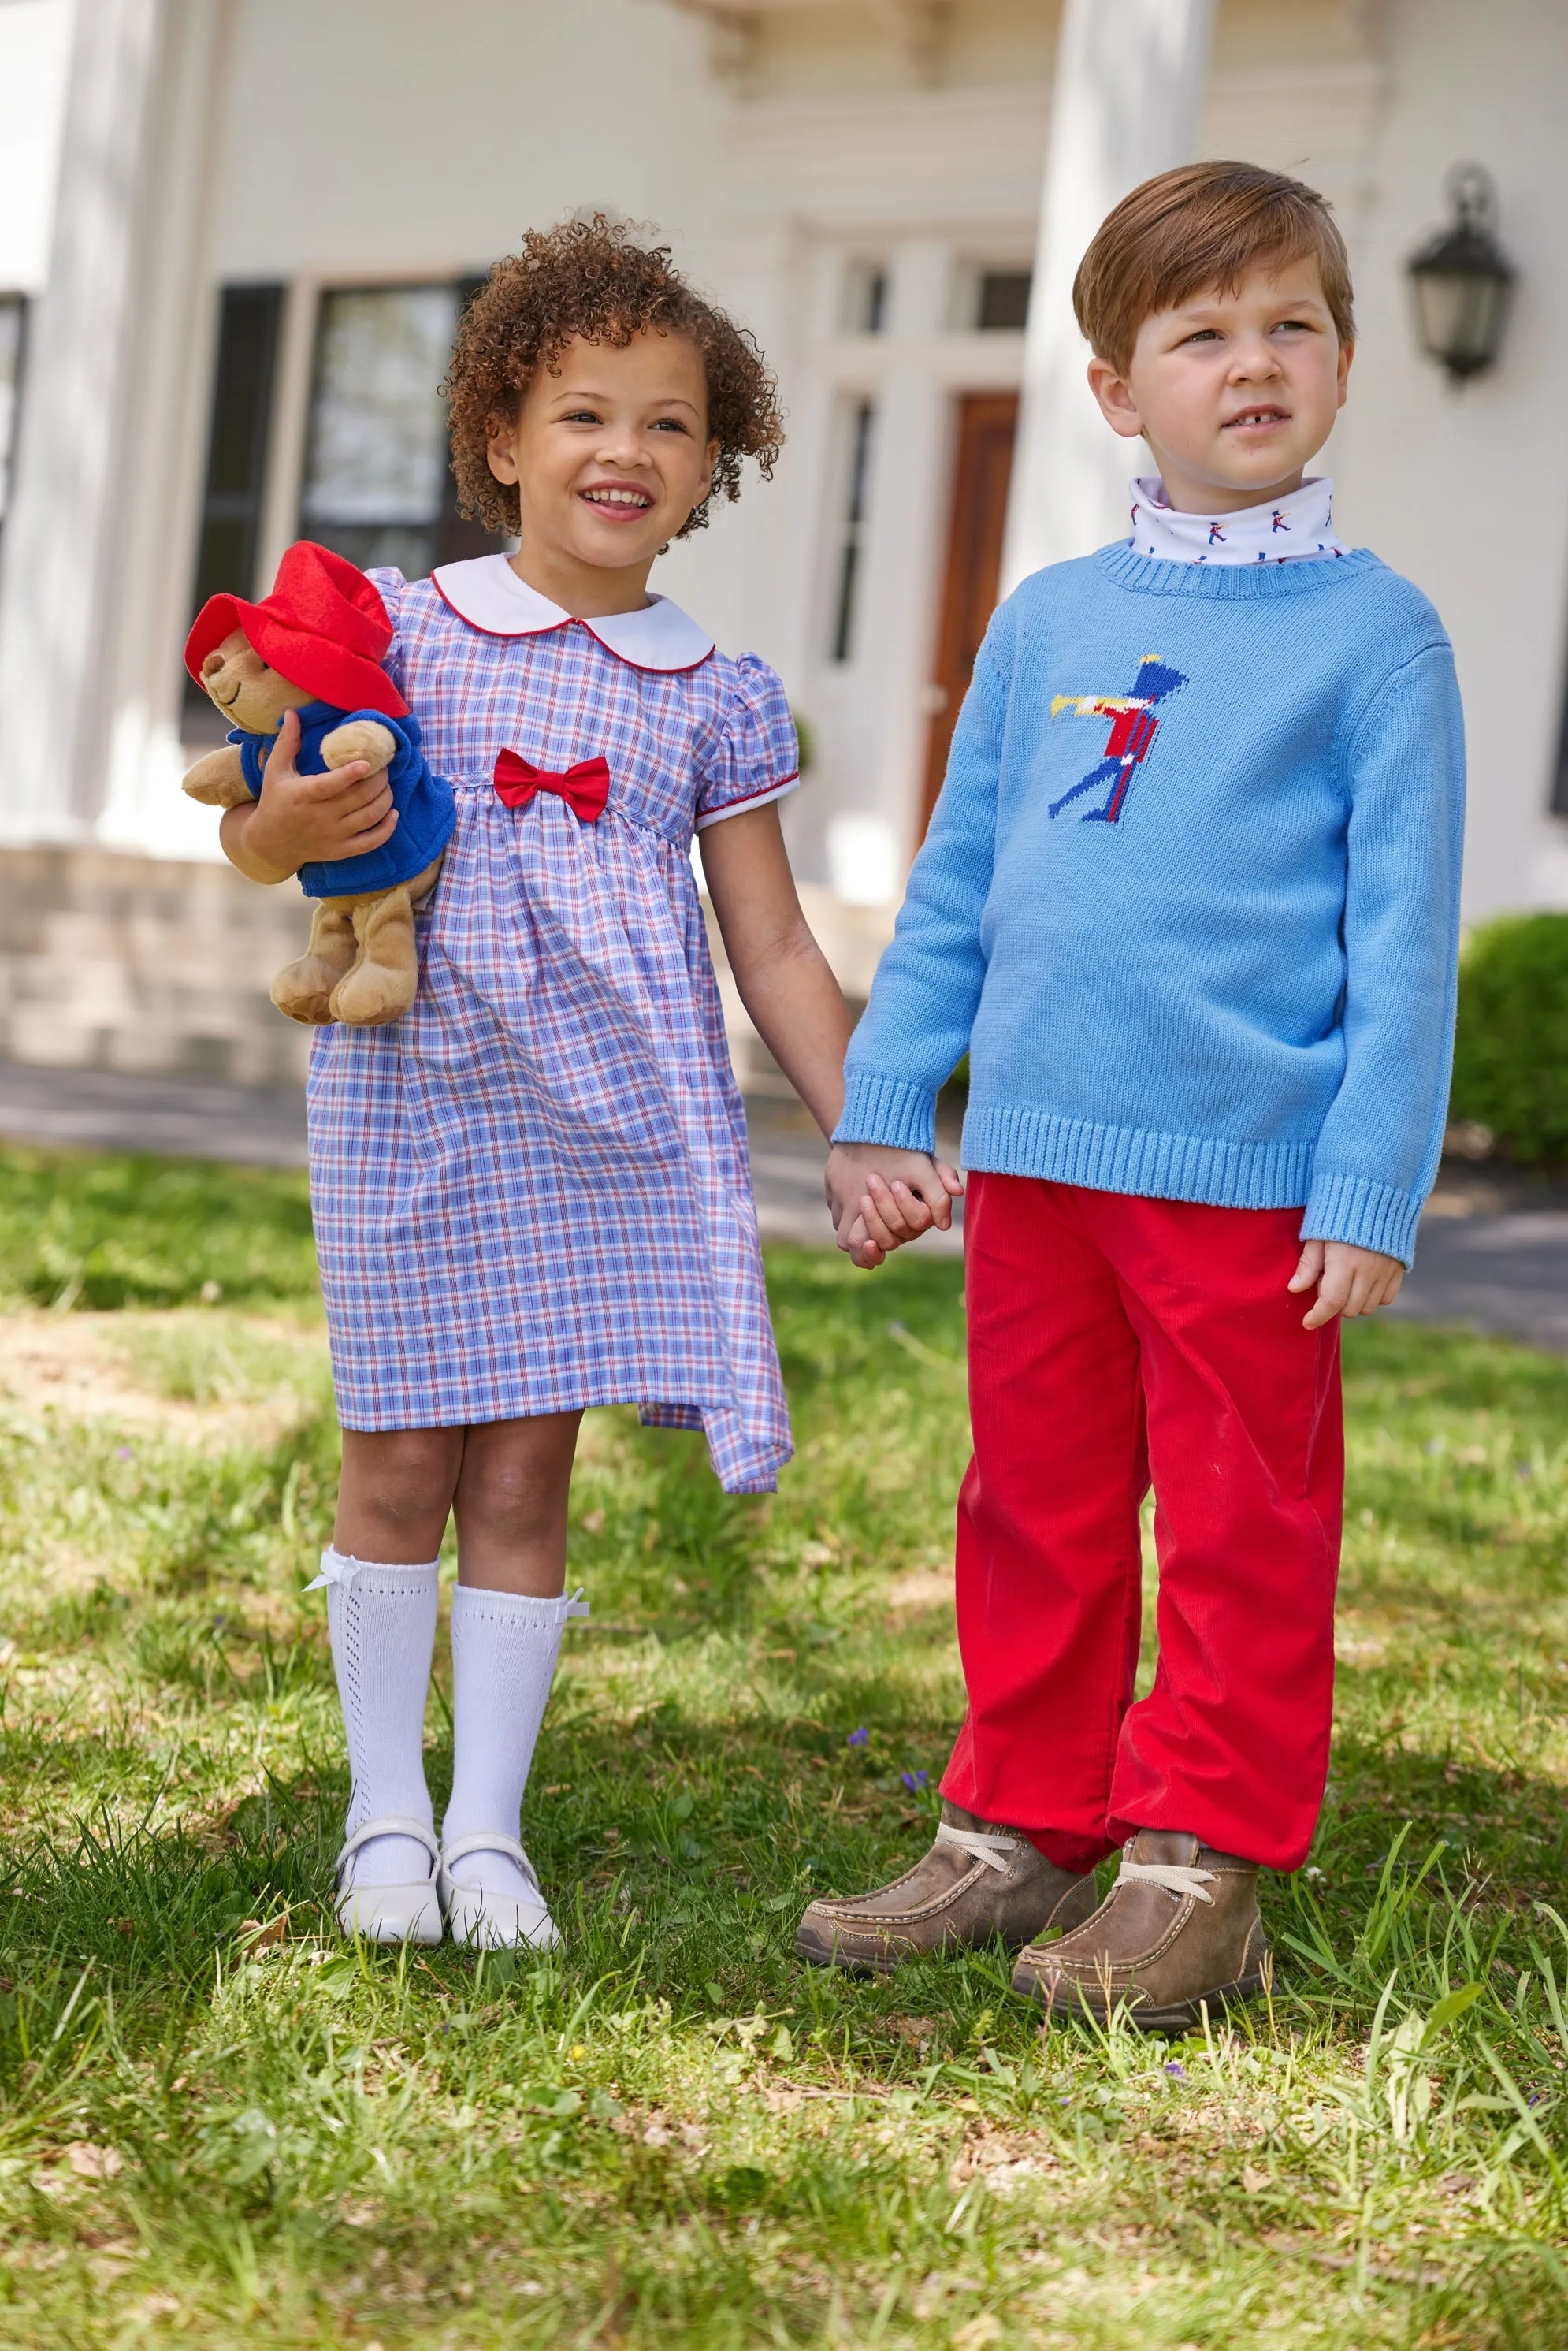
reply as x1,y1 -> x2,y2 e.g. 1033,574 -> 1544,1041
1413,269 -> 1508,375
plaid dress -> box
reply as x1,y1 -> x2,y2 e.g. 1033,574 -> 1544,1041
307,556 -> 801,1493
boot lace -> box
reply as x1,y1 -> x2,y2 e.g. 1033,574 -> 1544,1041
1117,1858 -> 1215,1905
934,1822 -> 1025,1874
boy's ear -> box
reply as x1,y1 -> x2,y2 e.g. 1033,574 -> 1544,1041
1086,357 -> 1146,442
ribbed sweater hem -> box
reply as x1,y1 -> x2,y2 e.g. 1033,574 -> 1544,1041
838,1084 -> 1429,1263
960,1103 -> 1316,1211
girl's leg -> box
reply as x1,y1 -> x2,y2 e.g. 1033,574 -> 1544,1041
326,1428 -> 463,1890
443,1414 -> 585,1907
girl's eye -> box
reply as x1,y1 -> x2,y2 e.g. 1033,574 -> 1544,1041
562,409 -> 602,425
652,417 -> 690,435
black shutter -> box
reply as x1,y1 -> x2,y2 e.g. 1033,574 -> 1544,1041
433,273 -> 504,569
1554,674 -> 1568,817
189,284 -> 284,626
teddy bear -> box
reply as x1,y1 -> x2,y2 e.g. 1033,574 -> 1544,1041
183,540 -> 455,1026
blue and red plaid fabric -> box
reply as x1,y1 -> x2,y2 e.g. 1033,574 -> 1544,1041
307,571 -> 801,1493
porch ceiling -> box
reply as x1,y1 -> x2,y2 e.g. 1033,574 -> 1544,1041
666,0 -> 952,85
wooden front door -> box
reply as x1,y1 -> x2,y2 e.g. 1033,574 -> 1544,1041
919,391 -> 1020,838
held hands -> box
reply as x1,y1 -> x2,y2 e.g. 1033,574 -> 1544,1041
221,709 -> 399,883
1289,1237 -> 1403,1330
824,1142 -> 964,1270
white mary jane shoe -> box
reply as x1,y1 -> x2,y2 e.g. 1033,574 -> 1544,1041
333,1816 -> 444,1946
438,1831 -> 560,1952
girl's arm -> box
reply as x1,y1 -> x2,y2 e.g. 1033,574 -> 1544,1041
218,709 -> 398,883
698,802 -> 852,1140
699,805 -> 958,1262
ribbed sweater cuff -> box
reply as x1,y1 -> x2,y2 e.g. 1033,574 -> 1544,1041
834,1073 -> 938,1153
1301,1170 -> 1424,1266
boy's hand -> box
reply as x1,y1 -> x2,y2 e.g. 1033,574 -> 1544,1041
1289,1238 -> 1403,1330
825,1143 -> 964,1270
226,709 -> 399,882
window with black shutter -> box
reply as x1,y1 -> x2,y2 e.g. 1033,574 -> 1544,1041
189,284 -> 284,619
299,277 -> 503,582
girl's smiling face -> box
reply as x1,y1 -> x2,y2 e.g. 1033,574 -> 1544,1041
1087,258 -> 1352,515
486,330 -> 719,613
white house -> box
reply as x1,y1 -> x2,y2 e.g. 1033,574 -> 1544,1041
0,0 -> 1563,1084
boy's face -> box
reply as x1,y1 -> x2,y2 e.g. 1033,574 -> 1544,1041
487,329 -> 719,590
1087,258 -> 1351,513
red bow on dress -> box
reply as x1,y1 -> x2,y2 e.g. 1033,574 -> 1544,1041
492,748 -> 610,823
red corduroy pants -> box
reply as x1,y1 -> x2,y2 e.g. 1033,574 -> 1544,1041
940,1174 -> 1343,1875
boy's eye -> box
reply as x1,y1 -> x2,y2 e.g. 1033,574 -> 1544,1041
1273,318 -> 1315,335
1181,328 -> 1221,346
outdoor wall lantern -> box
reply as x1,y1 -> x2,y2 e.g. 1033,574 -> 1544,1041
1406,164 -> 1515,383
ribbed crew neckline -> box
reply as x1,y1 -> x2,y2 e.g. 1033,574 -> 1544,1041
1095,542 -> 1382,600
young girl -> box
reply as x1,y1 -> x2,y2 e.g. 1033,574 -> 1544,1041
221,220 -> 946,1949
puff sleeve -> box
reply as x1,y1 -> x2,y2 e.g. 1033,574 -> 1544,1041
365,566 -> 410,706
693,654 -> 801,831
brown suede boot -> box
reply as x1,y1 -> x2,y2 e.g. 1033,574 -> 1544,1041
795,1802 -> 1097,1975
1012,1829 -> 1269,2032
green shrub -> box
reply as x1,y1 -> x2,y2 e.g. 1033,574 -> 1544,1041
1450,912 -> 1568,1164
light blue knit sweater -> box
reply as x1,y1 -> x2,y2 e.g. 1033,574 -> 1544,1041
837,544 -> 1466,1265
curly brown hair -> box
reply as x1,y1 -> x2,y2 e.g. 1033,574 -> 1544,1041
444,217 -> 785,540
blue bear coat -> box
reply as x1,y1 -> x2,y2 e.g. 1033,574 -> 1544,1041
233,701 -> 455,899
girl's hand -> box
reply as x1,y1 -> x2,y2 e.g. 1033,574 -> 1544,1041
221,709 -> 398,883
826,1143 -> 964,1269
1289,1237 -> 1403,1330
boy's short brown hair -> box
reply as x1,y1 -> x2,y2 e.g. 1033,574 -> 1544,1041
446,215 -> 785,540
1073,161 -> 1355,374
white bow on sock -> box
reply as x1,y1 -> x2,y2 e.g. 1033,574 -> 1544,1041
441,1583 -> 589,1902
310,1546 -> 440,1888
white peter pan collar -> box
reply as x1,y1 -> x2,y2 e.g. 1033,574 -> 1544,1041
431,554 -> 715,671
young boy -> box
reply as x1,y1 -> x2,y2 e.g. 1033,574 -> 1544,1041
800,162 -> 1464,2029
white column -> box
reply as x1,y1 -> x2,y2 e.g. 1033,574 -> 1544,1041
1001,0 -> 1215,593
0,0 -> 225,846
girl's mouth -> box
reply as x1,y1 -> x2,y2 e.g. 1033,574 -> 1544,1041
580,484 -> 655,518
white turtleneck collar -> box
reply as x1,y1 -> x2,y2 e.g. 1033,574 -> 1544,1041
1128,476 -> 1351,566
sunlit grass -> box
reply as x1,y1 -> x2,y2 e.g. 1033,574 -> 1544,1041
0,1145 -> 1566,2344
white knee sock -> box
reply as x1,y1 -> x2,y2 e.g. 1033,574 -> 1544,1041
310,1546 -> 440,1888
441,1584 -> 588,1899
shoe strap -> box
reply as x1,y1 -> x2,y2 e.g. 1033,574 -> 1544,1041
440,1830 -> 542,1892
935,1821 -> 1025,1875
336,1815 -> 440,1879
1117,1857 -> 1215,1906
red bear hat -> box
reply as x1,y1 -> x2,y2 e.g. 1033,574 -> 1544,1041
184,539 -> 409,720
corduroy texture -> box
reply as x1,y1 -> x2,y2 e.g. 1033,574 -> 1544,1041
941,1177 -> 1343,1876
837,545 -> 1466,1267
442,1586 -> 583,1901
325,1551 -> 440,1888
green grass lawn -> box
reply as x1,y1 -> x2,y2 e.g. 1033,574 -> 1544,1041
1,1139 -> 1566,2346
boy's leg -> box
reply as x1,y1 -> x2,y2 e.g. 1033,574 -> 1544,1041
943,1171 -> 1149,1870
1103,1195 -> 1342,1861
1014,1194 -> 1341,2026
796,1174 -> 1142,1970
